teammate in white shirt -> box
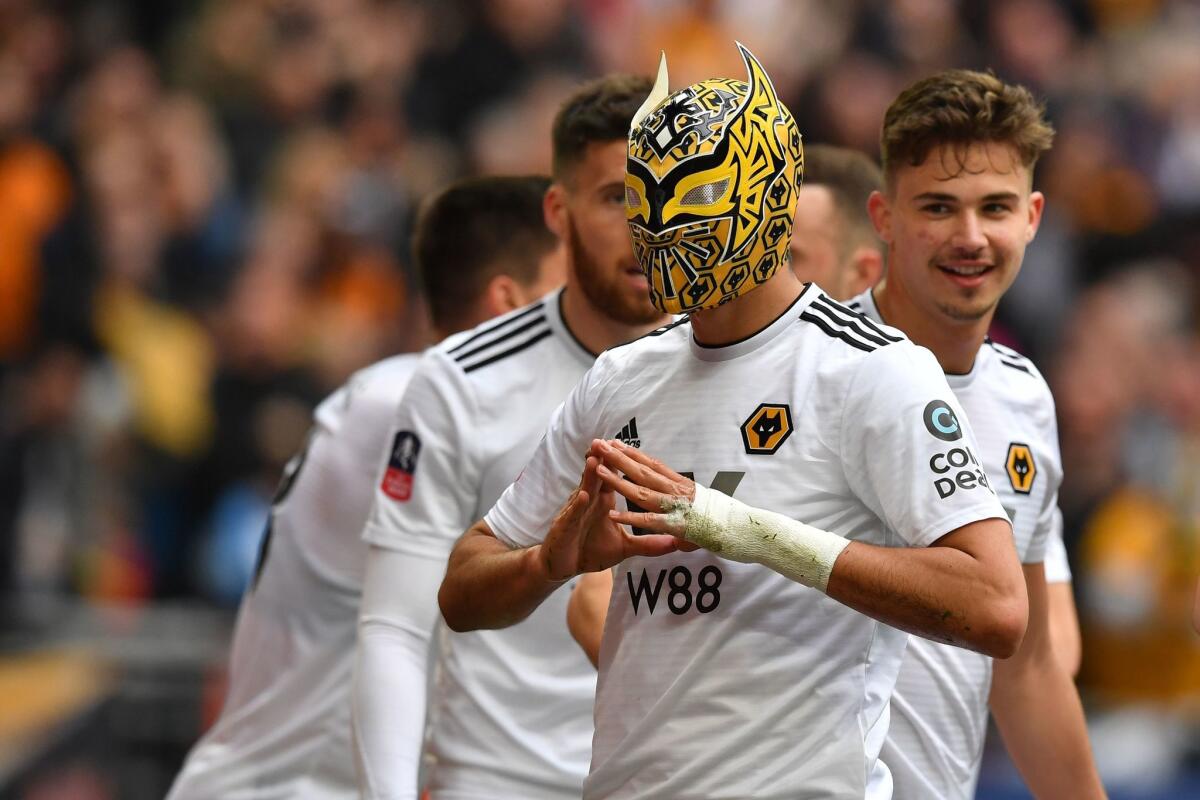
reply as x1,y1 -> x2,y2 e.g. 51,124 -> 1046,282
855,69 -> 1104,799
439,46 -> 1028,799
789,141 -> 1081,683
798,143 -> 1080,684
792,145 -> 1085,683
351,75 -> 669,800
166,175 -> 565,800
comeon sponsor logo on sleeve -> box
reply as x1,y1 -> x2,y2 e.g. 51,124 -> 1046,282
922,400 -> 962,442
921,398 -> 989,498
929,445 -> 990,499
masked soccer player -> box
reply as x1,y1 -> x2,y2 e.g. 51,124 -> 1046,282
566,142 -> 888,665
352,75 -> 668,800
166,175 -> 564,800
439,46 -> 1028,799
848,69 -> 1104,800
567,135 -> 1079,685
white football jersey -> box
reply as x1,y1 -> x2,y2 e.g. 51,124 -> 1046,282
852,289 -> 1069,800
363,290 -> 598,799
485,285 -> 1007,800
168,354 -> 419,800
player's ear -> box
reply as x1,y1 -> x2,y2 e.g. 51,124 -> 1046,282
847,245 -> 885,298
544,182 -> 568,239
1025,190 -> 1045,243
866,190 -> 892,244
480,273 -> 527,318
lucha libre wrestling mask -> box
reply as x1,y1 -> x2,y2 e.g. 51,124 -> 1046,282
625,44 -> 804,314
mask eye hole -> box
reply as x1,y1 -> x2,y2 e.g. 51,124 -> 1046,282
625,186 -> 641,209
679,177 -> 729,206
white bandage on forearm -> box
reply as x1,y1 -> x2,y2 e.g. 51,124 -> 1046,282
667,484 -> 851,592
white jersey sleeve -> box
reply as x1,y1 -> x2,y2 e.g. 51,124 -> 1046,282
1042,514 -> 1072,583
363,349 -> 479,559
353,545 -> 444,800
485,358 -> 612,549
840,343 -> 1008,547
354,350 -> 482,797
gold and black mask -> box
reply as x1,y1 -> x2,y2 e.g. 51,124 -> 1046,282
626,44 -> 804,314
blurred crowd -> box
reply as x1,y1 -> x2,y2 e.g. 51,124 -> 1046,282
1,0 -> 1198,772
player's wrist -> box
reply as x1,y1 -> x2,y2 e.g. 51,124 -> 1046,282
681,484 -> 851,593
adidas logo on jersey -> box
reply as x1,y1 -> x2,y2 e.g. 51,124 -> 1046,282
615,418 -> 641,448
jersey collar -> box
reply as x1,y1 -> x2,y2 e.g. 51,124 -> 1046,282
855,288 -> 985,389
546,288 -> 598,369
688,282 -> 819,363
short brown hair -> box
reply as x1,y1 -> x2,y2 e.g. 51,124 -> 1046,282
552,74 -> 652,180
413,175 -> 555,331
803,144 -> 883,256
880,70 -> 1054,182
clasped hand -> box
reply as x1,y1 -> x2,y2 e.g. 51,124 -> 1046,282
539,439 -> 700,582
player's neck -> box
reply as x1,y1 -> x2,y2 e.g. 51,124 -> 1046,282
559,285 -> 667,355
689,269 -> 805,347
872,282 -> 989,375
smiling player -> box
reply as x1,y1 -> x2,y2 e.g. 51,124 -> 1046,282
852,69 -> 1104,800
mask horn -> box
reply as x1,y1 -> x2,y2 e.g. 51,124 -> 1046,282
630,51 -> 669,133
735,42 -> 782,114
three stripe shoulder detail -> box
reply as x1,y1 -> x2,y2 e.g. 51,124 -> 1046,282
986,339 -> 1034,375
801,296 -> 903,353
451,311 -> 553,374
447,303 -> 544,358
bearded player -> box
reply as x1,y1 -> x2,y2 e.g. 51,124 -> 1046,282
166,176 -> 563,800
439,46 -> 1027,799
351,75 -> 669,800
849,69 -> 1104,799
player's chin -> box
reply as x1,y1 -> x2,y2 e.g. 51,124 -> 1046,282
936,297 -> 996,323
616,292 -> 665,325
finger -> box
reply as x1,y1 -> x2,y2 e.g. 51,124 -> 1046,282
573,455 -> 604,513
597,445 -> 680,496
588,453 -> 616,495
563,458 -> 604,525
584,464 -> 618,523
608,509 -> 685,537
547,487 -> 591,578
557,487 -> 589,530
611,440 -> 691,487
621,532 -> 679,560
608,510 -> 698,554
579,455 -> 603,501
595,462 -> 670,511
600,441 -> 696,496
